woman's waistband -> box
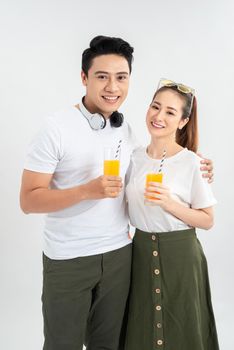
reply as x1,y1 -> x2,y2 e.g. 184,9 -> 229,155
135,228 -> 196,242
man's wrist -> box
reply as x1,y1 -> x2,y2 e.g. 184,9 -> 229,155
76,184 -> 88,201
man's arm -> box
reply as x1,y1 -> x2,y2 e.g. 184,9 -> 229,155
20,170 -> 123,214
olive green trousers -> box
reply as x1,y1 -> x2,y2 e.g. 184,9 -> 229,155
42,243 -> 132,350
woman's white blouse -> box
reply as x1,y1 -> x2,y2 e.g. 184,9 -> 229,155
126,147 -> 217,233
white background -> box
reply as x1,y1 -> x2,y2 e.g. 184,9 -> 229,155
1,0 -> 233,349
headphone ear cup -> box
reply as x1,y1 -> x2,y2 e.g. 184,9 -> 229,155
110,112 -> 124,128
90,113 -> 106,130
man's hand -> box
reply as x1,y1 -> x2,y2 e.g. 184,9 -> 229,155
20,170 -> 123,214
82,175 -> 123,200
198,154 -> 214,183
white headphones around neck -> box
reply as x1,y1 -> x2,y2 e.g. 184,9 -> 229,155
79,98 -> 124,130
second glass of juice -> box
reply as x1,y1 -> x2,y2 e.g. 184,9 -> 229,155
145,172 -> 163,200
103,147 -> 120,176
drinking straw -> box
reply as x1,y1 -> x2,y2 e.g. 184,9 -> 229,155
115,139 -> 122,158
158,149 -> 166,173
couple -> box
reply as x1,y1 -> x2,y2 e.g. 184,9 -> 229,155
20,36 -> 219,349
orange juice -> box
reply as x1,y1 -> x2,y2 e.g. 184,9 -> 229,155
104,160 -> 120,176
145,173 -> 163,200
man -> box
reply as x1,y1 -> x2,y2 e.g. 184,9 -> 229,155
20,36 -> 213,350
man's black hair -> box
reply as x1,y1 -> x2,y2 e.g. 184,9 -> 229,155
82,35 -> 134,75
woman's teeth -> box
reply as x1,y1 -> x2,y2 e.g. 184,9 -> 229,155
151,121 -> 164,128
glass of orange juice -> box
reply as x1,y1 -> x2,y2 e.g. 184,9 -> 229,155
145,172 -> 163,201
103,147 -> 120,176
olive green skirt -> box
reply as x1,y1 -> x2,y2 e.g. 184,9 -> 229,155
124,228 -> 219,350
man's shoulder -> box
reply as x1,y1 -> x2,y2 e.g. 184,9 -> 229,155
49,106 -> 80,122
43,106 -> 83,130
121,120 -> 141,150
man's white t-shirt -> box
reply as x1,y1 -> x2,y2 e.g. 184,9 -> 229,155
24,106 -> 138,259
126,147 -> 217,233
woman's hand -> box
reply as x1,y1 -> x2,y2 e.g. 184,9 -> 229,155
144,182 -> 174,211
144,181 -> 214,230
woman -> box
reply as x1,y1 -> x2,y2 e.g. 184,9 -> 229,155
125,79 -> 219,350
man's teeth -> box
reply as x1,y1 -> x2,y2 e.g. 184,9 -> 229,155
103,96 -> 118,100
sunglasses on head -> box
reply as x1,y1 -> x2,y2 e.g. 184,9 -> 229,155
157,78 -> 195,115
158,79 -> 195,95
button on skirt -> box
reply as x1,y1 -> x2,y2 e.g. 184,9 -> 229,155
124,228 -> 219,350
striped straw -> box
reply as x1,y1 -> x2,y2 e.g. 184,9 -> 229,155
158,149 -> 166,173
115,139 -> 122,158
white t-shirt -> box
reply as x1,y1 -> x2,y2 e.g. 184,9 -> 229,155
126,147 -> 217,233
24,106 -> 139,259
